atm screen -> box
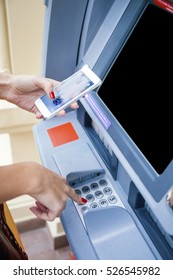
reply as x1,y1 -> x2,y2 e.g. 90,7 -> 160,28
98,4 -> 173,174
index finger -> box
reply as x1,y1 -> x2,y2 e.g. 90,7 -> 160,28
67,185 -> 87,204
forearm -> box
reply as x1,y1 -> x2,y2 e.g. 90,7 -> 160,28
0,73 -> 13,100
0,163 -> 28,203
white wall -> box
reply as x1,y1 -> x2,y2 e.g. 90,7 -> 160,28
5,0 -> 45,75
0,0 -> 66,243
0,133 -> 13,165
0,0 -> 45,221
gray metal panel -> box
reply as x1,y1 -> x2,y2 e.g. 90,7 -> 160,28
80,0 -> 147,78
36,0 -> 173,259
77,0 -> 115,62
41,0 -> 88,80
84,207 -> 157,259
32,112 -> 161,259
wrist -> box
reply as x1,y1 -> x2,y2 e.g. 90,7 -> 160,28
0,163 -> 25,203
0,73 -> 13,100
0,162 -> 36,203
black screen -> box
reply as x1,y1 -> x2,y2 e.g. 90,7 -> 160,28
98,5 -> 173,174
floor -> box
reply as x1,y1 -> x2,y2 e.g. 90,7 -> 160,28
18,221 -> 72,260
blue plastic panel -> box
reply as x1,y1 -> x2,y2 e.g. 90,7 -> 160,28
84,206 -> 156,259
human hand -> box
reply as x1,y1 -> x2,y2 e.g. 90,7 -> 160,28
0,162 -> 86,221
6,75 -> 79,118
25,162 -> 86,221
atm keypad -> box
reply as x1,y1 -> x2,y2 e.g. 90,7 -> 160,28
73,177 -> 125,225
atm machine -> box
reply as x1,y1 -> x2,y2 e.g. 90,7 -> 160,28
33,0 -> 173,259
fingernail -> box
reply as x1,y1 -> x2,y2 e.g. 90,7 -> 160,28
81,197 -> 87,203
49,91 -> 55,99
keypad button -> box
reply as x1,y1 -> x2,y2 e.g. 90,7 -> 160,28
75,189 -> 82,195
90,182 -> 99,190
99,199 -> 108,207
99,179 -> 108,187
82,186 -> 90,193
86,194 -> 95,202
108,195 -> 117,204
81,206 -> 89,213
73,177 -> 124,227
103,187 -> 112,195
90,202 -> 99,209
95,190 -> 104,199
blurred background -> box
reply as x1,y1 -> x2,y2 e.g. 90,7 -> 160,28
0,0 -> 44,221
0,0 -> 67,258
0,0 -> 68,259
